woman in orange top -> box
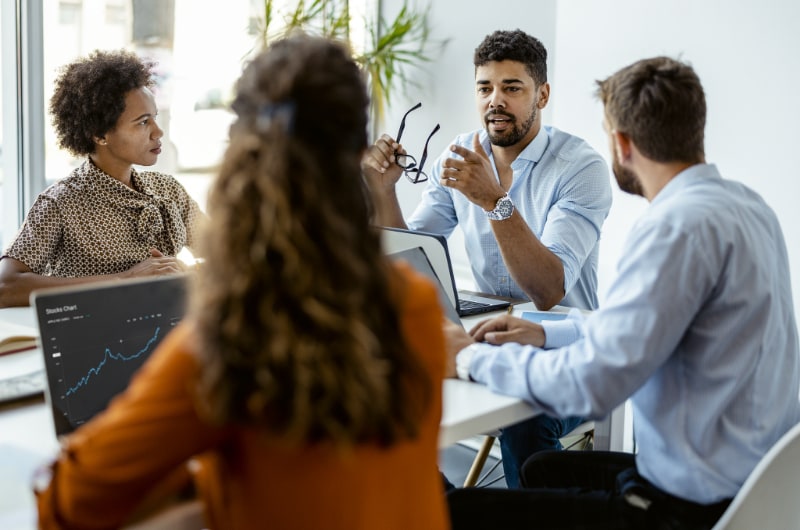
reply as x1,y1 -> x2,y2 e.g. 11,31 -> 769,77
35,35 -> 449,530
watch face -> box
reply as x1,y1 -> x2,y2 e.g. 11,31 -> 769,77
497,197 -> 513,217
488,195 -> 514,220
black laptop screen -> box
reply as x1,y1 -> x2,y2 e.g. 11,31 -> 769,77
33,275 -> 188,436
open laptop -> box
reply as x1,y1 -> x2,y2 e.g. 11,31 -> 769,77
387,246 -> 462,324
381,227 -> 510,316
31,274 -> 188,438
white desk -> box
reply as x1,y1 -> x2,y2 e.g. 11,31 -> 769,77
0,307 -> 37,328
440,378 -> 536,447
0,303 -> 605,453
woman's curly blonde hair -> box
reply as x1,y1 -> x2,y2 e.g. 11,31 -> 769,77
191,35 -> 430,446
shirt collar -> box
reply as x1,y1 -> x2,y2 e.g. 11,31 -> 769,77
483,125 -> 550,166
516,126 -> 550,164
129,167 -> 154,196
651,163 -> 720,206
82,158 -> 154,197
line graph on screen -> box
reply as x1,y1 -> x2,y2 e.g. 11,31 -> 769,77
64,326 -> 161,396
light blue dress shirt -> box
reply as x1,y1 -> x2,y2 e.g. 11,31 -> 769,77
465,164 -> 800,503
407,126 -> 612,310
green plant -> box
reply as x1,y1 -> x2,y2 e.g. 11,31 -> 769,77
254,0 -> 438,137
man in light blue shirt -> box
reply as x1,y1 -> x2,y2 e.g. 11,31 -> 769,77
364,31 -> 611,312
410,125 -> 610,310
363,29 -> 611,488
445,56 -> 800,529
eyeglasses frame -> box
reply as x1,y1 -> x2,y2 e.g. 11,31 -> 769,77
394,102 -> 441,184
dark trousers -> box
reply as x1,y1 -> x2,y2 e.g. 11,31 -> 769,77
447,451 -> 731,530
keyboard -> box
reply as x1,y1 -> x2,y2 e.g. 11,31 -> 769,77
458,299 -> 490,312
0,370 -> 45,403
457,294 -> 510,317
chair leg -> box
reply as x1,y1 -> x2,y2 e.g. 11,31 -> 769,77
563,429 -> 594,451
462,426 -> 593,489
463,436 -> 496,487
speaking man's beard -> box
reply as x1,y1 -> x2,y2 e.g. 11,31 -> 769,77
485,105 -> 537,147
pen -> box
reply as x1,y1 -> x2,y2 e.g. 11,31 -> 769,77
507,305 -> 513,315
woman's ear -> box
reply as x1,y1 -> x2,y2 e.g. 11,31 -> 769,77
95,136 -> 107,146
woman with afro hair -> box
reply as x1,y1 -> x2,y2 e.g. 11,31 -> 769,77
0,49 -> 204,307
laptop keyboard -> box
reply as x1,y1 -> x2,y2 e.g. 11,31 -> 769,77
458,299 -> 490,312
0,370 -> 45,403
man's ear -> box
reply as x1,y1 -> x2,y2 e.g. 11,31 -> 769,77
613,130 -> 632,163
537,82 -> 551,109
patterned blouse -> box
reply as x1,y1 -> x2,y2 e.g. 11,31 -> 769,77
3,159 -> 204,277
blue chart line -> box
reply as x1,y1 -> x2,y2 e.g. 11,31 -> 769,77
65,327 -> 161,396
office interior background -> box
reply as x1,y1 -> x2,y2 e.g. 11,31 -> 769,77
2,0 -> 799,327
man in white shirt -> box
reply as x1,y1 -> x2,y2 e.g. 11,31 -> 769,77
444,56 -> 800,529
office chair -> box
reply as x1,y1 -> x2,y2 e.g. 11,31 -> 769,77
711,421 -> 800,529
463,420 -> 595,487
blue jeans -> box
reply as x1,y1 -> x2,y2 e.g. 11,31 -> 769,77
500,415 -> 585,488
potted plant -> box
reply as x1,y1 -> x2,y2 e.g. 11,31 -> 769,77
253,0 -> 440,138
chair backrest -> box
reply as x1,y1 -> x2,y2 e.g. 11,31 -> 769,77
711,421 -> 800,529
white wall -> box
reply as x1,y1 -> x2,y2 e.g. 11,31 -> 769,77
384,0 -> 800,324
552,0 -> 800,322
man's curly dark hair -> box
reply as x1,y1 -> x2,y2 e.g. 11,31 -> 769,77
49,49 -> 156,156
474,29 -> 548,85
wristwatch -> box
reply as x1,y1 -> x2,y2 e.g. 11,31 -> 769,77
486,193 -> 514,221
456,343 -> 481,381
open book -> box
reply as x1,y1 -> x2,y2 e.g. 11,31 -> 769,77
0,320 -> 38,356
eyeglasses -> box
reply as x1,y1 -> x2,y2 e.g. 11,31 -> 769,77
395,102 -> 441,184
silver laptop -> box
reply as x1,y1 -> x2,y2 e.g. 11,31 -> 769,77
31,275 -> 188,438
387,246 -> 462,324
381,227 -> 510,317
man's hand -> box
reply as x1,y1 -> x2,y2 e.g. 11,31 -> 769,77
441,133 -> 509,210
123,248 -> 186,278
361,133 -> 406,192
443,319 -> 475,378
469,314 -> 546,348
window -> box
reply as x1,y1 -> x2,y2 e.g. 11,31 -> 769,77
41,0 -> 260,211
2,0 -> 374,249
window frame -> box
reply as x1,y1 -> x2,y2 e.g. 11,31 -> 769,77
2,0 -> 45,249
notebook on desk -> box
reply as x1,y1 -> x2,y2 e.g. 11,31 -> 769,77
381,227 -> 510,317
31,275 -> 188,438
0,308 -> 44,403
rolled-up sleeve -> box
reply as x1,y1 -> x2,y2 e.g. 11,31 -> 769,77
541,156 -> 611,295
